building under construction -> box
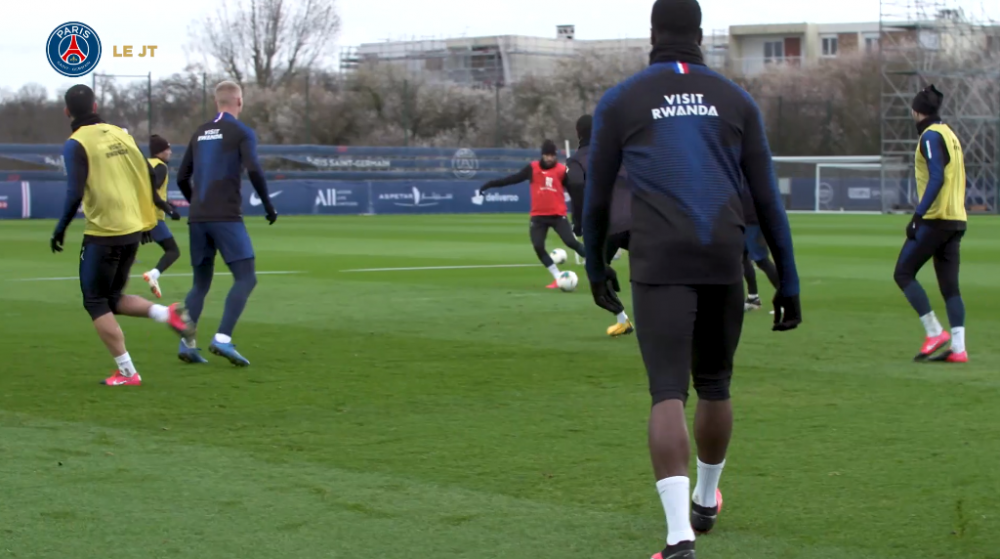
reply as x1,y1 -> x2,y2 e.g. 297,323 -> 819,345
339,26 -> 729,86
880,0 -> 1000,212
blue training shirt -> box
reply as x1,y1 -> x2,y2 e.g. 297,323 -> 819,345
583,59 -> 799,296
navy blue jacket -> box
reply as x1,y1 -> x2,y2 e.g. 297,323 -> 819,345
176,112 -> 273,223
583,49 -> 798,296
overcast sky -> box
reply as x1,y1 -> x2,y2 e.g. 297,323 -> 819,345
1,0 -> 995,97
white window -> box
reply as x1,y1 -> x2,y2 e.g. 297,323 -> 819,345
821,36 -> 838,57
764,41 -> 784,62
863,33 -> 880,53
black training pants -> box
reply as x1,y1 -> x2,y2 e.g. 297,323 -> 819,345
530,215 -> 583,267
893,226 -> 964,299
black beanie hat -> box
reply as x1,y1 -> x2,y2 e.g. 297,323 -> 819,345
912,84 -> 943,116
64,84 -> 96,118
149,134 -> 170,156
575,115 -> 592,142
651,0 -> 702,36
541,139 -> 558,155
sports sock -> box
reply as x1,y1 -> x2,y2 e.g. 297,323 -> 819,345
547,264 -> 560,279
147,268 -> 161,281
616,311 -> 628,325
920,311 -> 944,337
692,459 -> 725,508
148,304 -> 170,323
114,352 -> 137,377
182,337 -> 197,349
951,327 -> 966,353
214,333 -> 232,344
656,476 -> 696,546
748,293 -> 758,300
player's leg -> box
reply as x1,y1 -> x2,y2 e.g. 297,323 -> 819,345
180,223 -> 215,363
79,243 -> 142,386
143,221 -> 180,298
633,282 -> 698,557
689,282 -> 744,534
604,231 -> 634,336
530,217 -> 561,287
893,228 -> 949,359
553,216 -> 585,257
754,257 -> 780,290
208,222 -> 257,366
742,250 -> 760,311
931,231 -> 967,362
112,242 -> 193,336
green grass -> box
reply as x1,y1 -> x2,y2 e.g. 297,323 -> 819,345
1,214 -> 999,559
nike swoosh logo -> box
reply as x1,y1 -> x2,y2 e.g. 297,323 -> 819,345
249,191 -> 282,206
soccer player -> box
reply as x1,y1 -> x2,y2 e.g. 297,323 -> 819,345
566,114 -> 634,336
479,139 -> 585,289
142,134 -> 182,299
893,84 -> 968,363
581,1 -> 802,557
50,84 -> 193,387
740,183 -> 780,311
175,80 -> 277,366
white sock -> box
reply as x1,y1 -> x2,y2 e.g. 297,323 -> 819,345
148,269 -> 161,281
656,476 -> 696,546
616,311 -> 628,324
920,311 -> 944,337
547,264 -> 560,279
748,293 -> 758,300
148,304 -> 170,323
214,333 -> 232,344
182,337 -> 197,349
692,459 -> 725,508
115,352 -> 137,377
951,326 -> 966,353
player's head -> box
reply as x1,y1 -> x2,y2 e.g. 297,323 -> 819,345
63,84 -> 97,120
540,139 -> 558,167
215,80 -> 244,116
911,84 -> 943,121
150,134 -> 171,162
650,0 -> 703,46
575,115 -> 592,144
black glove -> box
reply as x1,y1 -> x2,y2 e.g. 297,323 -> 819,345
772,293 -> 802,332
265,206 -> 278,225
589,266 -> 624,314
141,231 -> 153,245
167,204 -> 181,221
479,184 -> 492,193
50,229 -> 65,253
906,214 -> 922,241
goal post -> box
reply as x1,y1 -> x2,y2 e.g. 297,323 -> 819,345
771,155 -> 891,213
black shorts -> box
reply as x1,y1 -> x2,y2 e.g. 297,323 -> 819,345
632,282 -> 744,405
79,242 -> 139,319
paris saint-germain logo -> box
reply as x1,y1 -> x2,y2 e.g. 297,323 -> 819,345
46,22 -> 102,78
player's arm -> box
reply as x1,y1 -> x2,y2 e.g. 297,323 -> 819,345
914,130 -> 951,217
176,139 -> 194,202
740,97 -> 799,299
481,164 -> 532,189
582,91 -> 623,283
54,139 -> 87,237
147,160 -> 174,214
564,161 -> 585,235
240,128 -> 276,219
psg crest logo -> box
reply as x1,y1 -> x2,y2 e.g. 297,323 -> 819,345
46,22 -> 101,78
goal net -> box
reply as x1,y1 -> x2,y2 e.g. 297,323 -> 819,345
770,156 -> 915,213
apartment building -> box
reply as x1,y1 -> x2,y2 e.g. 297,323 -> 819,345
726,22 -> 880,77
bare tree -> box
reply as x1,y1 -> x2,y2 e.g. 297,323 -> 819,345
192,0 -> 340,88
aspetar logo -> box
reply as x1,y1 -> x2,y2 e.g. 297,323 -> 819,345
46,22 -> 102,78
378,186 -> 452,207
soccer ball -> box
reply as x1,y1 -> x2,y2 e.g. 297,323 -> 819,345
556,271 -> 578,292
550,248 -> 567,264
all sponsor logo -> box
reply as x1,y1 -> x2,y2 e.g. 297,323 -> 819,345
471,190 -> 519,205
250,191 -> 282,206
378,186 -> 452,207
315,188 -> 359,207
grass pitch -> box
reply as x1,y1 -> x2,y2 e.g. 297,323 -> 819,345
1,214 -> 998,559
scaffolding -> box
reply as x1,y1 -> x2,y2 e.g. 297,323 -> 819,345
879,0 -> 1000,213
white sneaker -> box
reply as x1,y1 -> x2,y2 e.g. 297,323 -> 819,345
143,271 -> 162,299
575,253 -> 584,265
